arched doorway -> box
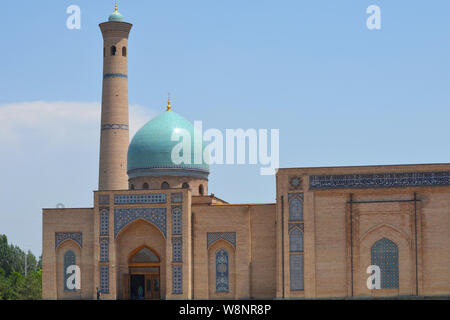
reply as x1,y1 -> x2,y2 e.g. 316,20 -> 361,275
127,246 -> 161,300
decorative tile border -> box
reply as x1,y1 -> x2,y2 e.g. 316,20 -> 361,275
114,193 -> 166,205
114,208 -> 166,238
207,232 -> 236,249
309,171 -> 450,190
55,232 -> 82,248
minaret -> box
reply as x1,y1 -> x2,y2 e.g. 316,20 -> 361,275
98,4 -> 132,190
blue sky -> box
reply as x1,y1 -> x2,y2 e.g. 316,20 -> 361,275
1,0 -> 450,255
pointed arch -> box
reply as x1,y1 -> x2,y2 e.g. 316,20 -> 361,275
360,223 -> 409,242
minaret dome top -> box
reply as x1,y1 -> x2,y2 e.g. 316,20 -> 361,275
108,2 -> 124,22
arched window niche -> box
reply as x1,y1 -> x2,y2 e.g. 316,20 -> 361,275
371,238 -> 399,289
161,182 -> 169,189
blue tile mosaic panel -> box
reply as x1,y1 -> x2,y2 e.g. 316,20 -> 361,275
100,209 -> 109,236
114,208 -> 166,238
371,238 -> 399,289
100,266 -> 109,293
288,193 -> 303,221
100,238 -> 109,262
172,206 -> 182,235
290,254 -> 304,291
216,249 -> 229,292
172,237 -> 182,262
114,193 -> 166,204
289,227 -> 304,252
309,171 -> 450,190
172,265 -> 182,294
207,232 -> 236,248
55,232 -> 82,248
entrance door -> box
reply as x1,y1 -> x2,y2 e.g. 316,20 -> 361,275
145,274 -> 160,300
130,275 -> 145,300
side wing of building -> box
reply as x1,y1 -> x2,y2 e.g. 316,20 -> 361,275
276,164 -> 450,298
42,208 -> 95,299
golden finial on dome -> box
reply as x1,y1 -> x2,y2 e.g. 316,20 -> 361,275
115,2 -> 118,12
166,93 -> 172,111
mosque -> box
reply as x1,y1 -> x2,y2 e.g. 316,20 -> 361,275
42,6 -> 450,299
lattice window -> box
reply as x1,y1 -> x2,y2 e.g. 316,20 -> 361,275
290,254 -> 304,291
100,266 -> 109,293
172,265 -> 182,294
172,207 -> 182,235
289,194 -> 303,221
371,238 -> 399,289
64,250 -> 76,291
100,210 -> 109,236
216,249 -> 229,293
289,228 -> 303,252
172,238 -> 182,262
100,239 -> 109,262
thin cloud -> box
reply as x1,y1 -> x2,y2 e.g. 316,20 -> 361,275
0,101 -> 156,145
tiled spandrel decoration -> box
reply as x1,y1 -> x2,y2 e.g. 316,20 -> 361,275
114,208 -> 166,238
55,232 -> 82,248
207,232 -> 236,248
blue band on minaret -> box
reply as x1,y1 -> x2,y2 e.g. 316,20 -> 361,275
103,73 -> 128,79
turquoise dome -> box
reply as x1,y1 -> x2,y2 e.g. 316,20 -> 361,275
108,11 -> 123,22
127,110 -> 209,179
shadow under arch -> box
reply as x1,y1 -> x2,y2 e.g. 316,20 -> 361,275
115,217 -> 166,240
56,238 -> 82,250
128,245 -> 161,266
